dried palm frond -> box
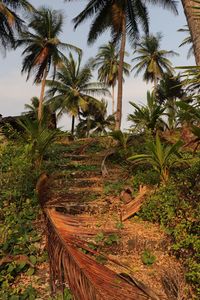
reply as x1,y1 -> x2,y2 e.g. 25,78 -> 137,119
122,185 -> 149,221
45,208 -> 159,300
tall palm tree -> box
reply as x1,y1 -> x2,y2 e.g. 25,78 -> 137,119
181,0 -> 200,65
0,0 -> 34,53
93,42 -> 130,115
132,33 -> 178,87
17,7 -> 79,122
65,0 -> 178,130
46,52 -> 109,135
178,25 -> 194,59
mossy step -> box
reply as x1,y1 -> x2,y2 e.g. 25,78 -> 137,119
68,186 -> 102,193
72,179 -> 101,188
63,154 -> 104,161
56,164 -> 100,171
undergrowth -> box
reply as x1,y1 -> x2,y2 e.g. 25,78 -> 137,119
139,159 -> 200,297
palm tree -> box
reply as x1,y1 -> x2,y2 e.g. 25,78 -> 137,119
132,33 -> 178,87
128,91 -> 166,133
93,42 -> 130,115
65,0 -> 178,130
155,73 -> 187,129
178,25 -> 194,59
181,0 -> 200,65
24,96 -> 56,129
46,52 -> 109,135
129,133 -> 183,183
77,99 -> 115,137
17,7 -> 79,122
0,0 -> 34,53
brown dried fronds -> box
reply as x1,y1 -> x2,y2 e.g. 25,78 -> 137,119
161,266 -> 188,300
46,208 -> 160,300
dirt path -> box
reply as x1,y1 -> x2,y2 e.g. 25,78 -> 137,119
43,140 -> 188,300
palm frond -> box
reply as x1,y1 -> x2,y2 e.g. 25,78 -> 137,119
45,208 -> 157,299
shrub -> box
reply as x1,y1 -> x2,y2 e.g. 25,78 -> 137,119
139,160 -> 200,295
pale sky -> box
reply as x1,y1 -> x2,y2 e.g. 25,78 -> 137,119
0,0 -> 195,130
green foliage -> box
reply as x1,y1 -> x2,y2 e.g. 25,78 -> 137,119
110,130 -> 130,150
141,250 -> 156,266
129,134 -> 183,183
50,288 -> 73,300
104,234 -> 120,246
0,284 -> 37,300
18,117 -> 61,167
128,91 -> 166,133
139,160 -> 200,294
115,221 -> 124,229
132,33 -> 177,84
94,232 -> 120,247
104,181 -> 124,196
0,143 -> 38,205
0,142 -> 44,298
132,168 -> 160,190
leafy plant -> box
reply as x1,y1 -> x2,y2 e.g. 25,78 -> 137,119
140,160 -> 200,295
128,91 -> 166,133
141,250 -> 156,266
104,234 -> 120,246
18,116 -> 61,167
129,134 -> 183,183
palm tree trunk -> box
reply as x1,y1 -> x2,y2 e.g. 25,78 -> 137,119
115,14 -> 126,130
38,67 -> 48,122
181,0 -> 200,65
111,84 -> 115,115
154,76 -> 158,89
71,115 -> 75,135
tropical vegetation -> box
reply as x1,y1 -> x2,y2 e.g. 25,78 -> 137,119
1,0 -> 200,299
132,33 -> 178,86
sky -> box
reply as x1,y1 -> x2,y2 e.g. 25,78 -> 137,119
0,0 -> 195,130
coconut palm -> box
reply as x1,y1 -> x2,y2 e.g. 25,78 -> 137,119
65,0 -> 178,130
17,7 -> 79,122
155,73 -> 187,129
178,25 -> 194,59
129,133 -> 183,183
93,42 -> 130,114
77,99 -> 115,137
24,96 -> 56,129
181,0 -> 200,65
0,0 -> 34,53
46,52 -> 109,135
18,116 -> 61,168
132,33 -> 178,87
128,91 -> 166,133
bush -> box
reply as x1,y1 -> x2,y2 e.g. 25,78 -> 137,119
0,142 -> 42,298
139,160 -> 200,296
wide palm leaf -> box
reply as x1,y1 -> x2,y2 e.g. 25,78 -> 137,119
0,0 -> 34,52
